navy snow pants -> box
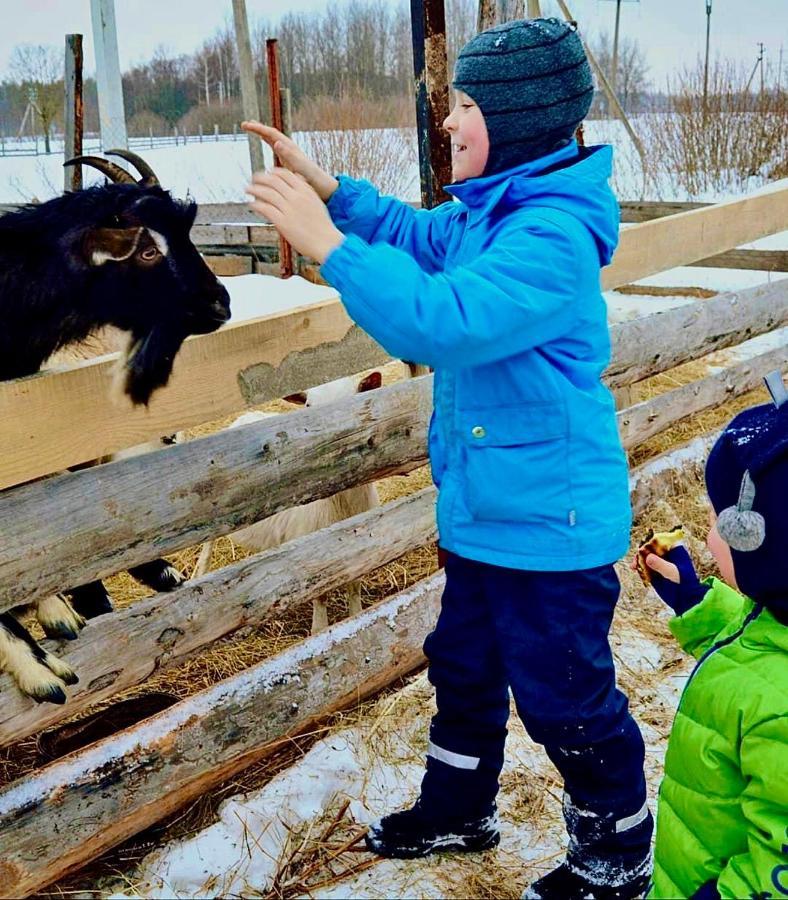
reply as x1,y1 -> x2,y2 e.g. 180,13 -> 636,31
420,551 -> 652,880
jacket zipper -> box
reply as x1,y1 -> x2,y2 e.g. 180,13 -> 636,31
677,604 -> 764,709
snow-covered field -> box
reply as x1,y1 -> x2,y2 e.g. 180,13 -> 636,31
0,119 -> 779,206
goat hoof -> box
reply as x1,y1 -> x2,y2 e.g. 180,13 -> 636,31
37,595 -> 86,641
16,666 -> 69,704
156,565 -> 186,591
31,682 -> 67,705
130,560 -> 185,592
42,652 -> 79,686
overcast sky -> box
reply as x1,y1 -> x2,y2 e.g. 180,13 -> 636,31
1,0 -> 785,89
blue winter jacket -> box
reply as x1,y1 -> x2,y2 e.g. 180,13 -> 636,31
321,140 -> 630,571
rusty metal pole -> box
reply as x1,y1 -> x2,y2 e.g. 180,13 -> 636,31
64,34 -> 83,191
410,0 -> 452,209
266,38 -> 294,279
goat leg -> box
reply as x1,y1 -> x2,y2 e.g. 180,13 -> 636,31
0,613 -> 77,704
36,593 -> 86,640
129,559 -> 185,592
68,581 -> 114,619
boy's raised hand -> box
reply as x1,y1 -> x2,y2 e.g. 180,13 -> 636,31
241,121 -> 339,202
246,168 -> 344,264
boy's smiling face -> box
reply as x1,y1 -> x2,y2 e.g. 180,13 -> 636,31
443,90 -> 489,182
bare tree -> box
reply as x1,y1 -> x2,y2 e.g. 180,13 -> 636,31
8,44 -> 61,152
590,31 -> 650,114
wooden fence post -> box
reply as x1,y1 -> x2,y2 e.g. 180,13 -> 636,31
410,0 -> 452,208
63,34 -> 83,192
266,38 -> 294,278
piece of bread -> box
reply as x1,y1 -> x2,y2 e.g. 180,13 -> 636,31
635,525 -> 685,586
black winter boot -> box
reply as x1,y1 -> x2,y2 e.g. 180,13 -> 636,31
365,800 -> 499,859
523,863 -> 650,899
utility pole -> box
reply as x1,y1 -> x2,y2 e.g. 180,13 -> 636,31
232,0 -> 265,175
599,0 -> 639,104
90,0 -> 128,154
703,0 -> 712,113
745,42 -> 765,94
758,42 -> 765,95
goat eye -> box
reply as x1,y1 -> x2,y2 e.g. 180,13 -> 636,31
139,245 -> 160,262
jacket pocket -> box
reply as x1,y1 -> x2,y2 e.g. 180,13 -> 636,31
459,403 -> 572,524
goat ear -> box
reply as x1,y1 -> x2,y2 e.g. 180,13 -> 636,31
82,227 -> 144,267
357,371 -> 383,393
283,391 -> 308,405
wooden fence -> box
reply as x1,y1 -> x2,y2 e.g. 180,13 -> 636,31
0,180 -> 786,896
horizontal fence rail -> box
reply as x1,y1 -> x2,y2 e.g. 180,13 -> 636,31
0,376 -> 433,610
0,488 -> 439,747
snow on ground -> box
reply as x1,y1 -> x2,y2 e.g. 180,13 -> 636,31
219,273 -> 338,325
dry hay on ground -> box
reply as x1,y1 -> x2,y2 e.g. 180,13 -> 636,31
615,284 -> 718,299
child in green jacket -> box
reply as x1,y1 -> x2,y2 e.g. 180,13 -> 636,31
642,373 -> 788,899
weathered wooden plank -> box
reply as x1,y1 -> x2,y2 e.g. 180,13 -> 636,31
0,376 -> 433,610
203,254 -> 253,276
688,248 -> 788,273
602,180 -> 788,289
0,488 -> 438,747
0,573 -> 445,898
0,299 -> 394,490
605,279 -> 788,388
617,329 -> 788,448
629,433 -> 718,518
618,200 -> 709,223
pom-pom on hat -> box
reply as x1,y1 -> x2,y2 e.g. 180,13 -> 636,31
452,17 -> 594,175
705,371 -> 788,620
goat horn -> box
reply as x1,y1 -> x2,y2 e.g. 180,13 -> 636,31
106,149 -> 160,187
63,156 -> 137,185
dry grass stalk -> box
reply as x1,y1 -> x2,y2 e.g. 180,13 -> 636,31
262,797 -> 376,899
296,89 -> 418,197
641,59 -> 788,197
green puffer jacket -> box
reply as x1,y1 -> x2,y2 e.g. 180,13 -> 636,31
650,578 -> 788,899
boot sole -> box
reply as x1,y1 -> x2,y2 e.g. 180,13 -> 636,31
365,828 -> 500,860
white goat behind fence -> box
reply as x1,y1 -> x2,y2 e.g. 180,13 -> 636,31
193,370 -> 383,633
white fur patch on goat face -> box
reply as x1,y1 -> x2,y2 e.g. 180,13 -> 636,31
147,229 -> 169,257
91,228 -> 144,266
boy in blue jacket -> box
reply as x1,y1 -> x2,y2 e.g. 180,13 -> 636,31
244,18 -> 650,900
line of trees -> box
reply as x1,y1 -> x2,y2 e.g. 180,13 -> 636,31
1,0 -> 655,144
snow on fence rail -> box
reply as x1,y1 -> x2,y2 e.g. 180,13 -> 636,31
0,181 -> 786,897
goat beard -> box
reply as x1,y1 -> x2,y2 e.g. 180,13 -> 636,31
113,325 -> 188,406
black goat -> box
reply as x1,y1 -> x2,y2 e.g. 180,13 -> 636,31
0,150 -> 231,703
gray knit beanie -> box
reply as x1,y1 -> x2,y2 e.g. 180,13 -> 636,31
453,18 -> 594,175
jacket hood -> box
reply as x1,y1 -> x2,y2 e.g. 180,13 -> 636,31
446,141 -> 620,266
